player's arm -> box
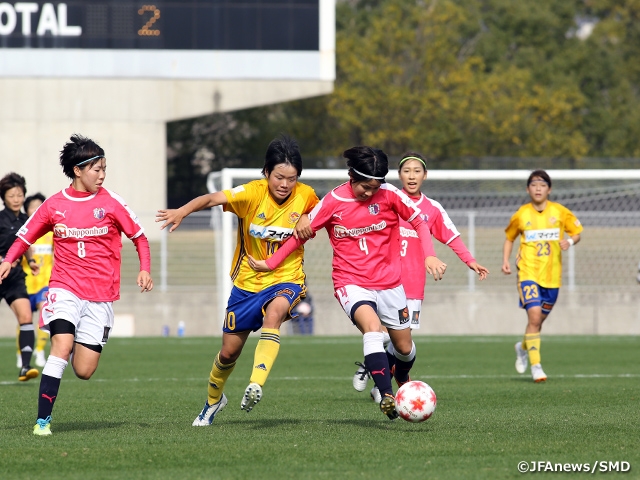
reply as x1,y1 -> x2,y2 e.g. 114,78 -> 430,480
131,234 -> 153,293
447,237 -> 489,280
560,233 -> 580,251
408,216 -> 447,281
0,238 -> 30,282
502,239 -> 514,275
156,191 -> 228,232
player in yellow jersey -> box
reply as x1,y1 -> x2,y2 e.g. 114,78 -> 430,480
502,170 -> 583,382
156,135 -> 319,425
17,193 -> 52,368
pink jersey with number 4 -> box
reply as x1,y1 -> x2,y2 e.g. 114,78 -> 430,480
15,187 -> 145,302
399,193 -> 463,299
267,182 -> 436,290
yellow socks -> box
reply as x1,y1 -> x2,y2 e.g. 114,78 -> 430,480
36,329 -> 49,352
207,353 -> 236,405
249,328 -> 281,386
524,333 -> 541,365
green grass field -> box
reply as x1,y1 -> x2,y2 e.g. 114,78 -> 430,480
1,336 -> 639,480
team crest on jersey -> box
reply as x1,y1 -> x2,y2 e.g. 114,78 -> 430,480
257,212 -> 266,220
548,216 -> 557,225
93,208 -> 106,220
368,204 -> 380,215
288,212 -> 301,224
421,213 -> 428,222
398,307 -> 410,324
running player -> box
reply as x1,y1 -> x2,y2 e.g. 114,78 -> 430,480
502,169 -> 583,382
0,134 -> 153,436
0,172 -> 40,382
354,152 -> 490,402
156,135 -> 319,426
248,146 -> 447,420
16,193 -> 52,368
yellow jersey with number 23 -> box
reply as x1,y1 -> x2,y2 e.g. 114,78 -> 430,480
505,201 -> 583,288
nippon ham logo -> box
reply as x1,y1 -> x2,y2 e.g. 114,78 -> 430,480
399,226 -> 418,238
333,221 -> 387,239
53,224 -> 108,239
248,223 -> 293,241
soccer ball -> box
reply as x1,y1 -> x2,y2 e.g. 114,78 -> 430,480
395,381 -> 437,423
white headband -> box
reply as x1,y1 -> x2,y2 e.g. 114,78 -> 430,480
352,168 -> 385,180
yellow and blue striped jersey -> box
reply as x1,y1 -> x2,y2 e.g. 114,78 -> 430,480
223,179 -> 319,292
505,201 -> 583,288
21,231 -> 54,294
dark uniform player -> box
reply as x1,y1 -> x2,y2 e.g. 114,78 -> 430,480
0,172 -> 39,381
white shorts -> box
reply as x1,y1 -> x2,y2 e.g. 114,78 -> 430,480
335,284 -> 410,330
407,298 -> 422,330
39,288 -> 114,347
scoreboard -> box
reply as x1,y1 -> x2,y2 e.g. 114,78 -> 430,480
0,0 -> 333,79
0,1 -> 319,50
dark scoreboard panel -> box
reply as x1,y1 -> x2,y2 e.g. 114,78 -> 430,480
0,1 -> 319,50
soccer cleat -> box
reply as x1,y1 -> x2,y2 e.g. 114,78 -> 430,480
531,363 -> 547,383
514,341 -> 528,374
19,366 -> 39,382
379,393 -> 399,420
16,353 -> 22,369
33,416 -> 52,436
34,350 -> 47,368
240,383 -> 263,412
192,394 -> 228,426
370,386 -> 382,404
352,361 -> 370,392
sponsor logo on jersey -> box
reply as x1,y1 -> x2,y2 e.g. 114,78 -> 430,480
332,211 -> 343,220
398,307 -> 410,324
288,212 -> 301,224
542,302 -> 554,311
248,223 -> 293,241
230,185 -> 245,197
257,212 -> 266,220
411,311 -> 420,325
399,226 -> 418,238
93,208 -> 106,220
17,225 -> 28,236
524,228 -> 560,242
55,210 -> 66,218
53,223 -> 109,239
333,221 -> 387,238
33,244 -> 52,255
574,219 -> 581,226
368,204 -> 380,215
525,221 -> 532,227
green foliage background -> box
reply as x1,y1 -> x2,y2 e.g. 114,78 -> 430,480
167,0 -> 640,206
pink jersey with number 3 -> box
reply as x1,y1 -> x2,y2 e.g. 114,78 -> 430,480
399,193 -> 462,300
16,187 -> 145,302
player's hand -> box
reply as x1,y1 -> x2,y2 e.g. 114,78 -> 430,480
468,262 -> 489,281
137,271 -> 154,293
156,208 -> 186,232
0,261 -> 11,282
293,214 -> 313,240
425,256 -> 446,281
29,262 -> 41,276
247,255 -> 272,272
501,261 -> 511,275
559,239 -> 571,251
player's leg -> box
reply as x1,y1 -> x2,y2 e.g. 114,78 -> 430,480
242,284 -> 304,412
15,325 -> 22,368
11,297 -> 38,381
193,330 -> 249,426
34,319 -> 75,436
524,287 -> 557,382
387,328 -> 415,387
382,293 -> 416,388
34,292 -> 50,367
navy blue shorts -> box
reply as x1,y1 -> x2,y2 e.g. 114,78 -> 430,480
29,287 -> 49,312
223,283 -> 305,333
518,280 -> 559,315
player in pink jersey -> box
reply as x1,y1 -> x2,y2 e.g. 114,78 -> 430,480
0,134 -> 153,436
354,151 -> 489,402
248,146 -> 447,420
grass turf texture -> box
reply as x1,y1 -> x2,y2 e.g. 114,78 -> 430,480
1,336 -> 638,480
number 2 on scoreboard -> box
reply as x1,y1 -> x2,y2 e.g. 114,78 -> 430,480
138,5 -> 161,36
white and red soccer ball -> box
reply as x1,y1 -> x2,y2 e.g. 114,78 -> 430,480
395,381 -> 437,423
